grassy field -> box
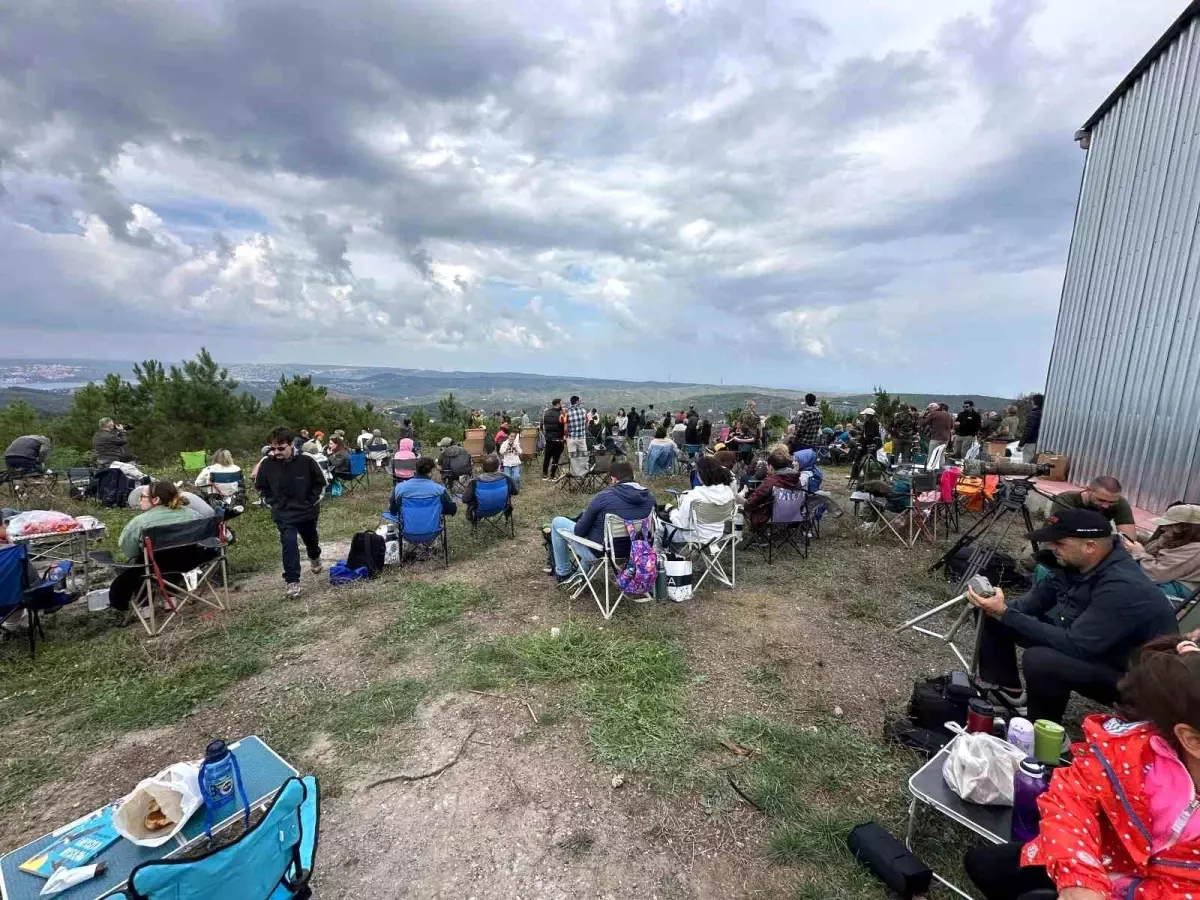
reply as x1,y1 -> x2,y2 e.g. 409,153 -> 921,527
0,457 -> 1011,897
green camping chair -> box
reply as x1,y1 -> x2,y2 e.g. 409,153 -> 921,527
180,450 -> 207,474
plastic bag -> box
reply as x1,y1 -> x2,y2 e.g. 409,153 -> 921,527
4,511 -> 79,538
941,724 -> 1026,806
384,540 -> 400,566
113,762 -> 203,847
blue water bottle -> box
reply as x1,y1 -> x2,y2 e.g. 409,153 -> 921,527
198,739 -> 251,838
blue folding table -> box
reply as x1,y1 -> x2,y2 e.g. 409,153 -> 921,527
0,736 -> 296,900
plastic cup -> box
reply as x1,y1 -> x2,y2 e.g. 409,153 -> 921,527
1033,719 -> 1066,765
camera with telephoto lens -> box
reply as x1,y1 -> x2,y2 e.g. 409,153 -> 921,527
961,458 -> 1050,477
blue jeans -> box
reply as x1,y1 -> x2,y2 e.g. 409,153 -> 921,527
503,464 -> 521,490
550,515 -> 597,577
277,517 -> 321,584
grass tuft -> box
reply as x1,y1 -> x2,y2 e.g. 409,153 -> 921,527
327,678 -> 428,750
378,583 -> 496,651
464,623 -> 694,775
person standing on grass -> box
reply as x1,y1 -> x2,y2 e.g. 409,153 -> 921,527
541,398 -> 566,481
498,424 -> 523,490
255,426 -> 326,599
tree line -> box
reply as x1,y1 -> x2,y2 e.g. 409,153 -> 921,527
0,349 -> 392,466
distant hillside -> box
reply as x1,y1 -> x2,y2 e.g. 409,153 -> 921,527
0,359 -> 1016,420
0,386 -> 76,414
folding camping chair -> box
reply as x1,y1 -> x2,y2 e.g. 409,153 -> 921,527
580,451 -> 612,492
381,495 -> 450,567
197,469 -> 246,508
1,465 -> 58,505
902,472 -> 941,547
681,499 -> 737,590
1177,586 -> 1200,632
558,514 -> 655,619
89,517 -> 229,637
743,488 -> 811,563
469,478 -> 514,539
557,448 -> 592,494
334,451 -> 369,495
66,466 -> 98,501
121,775 -> 320,900
367,440 -> 391,470
849,485 -> 910,546
179,450 -> 207,474
0,543 -> 76,657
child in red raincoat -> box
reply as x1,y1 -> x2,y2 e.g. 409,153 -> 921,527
966,633 -> 1200,900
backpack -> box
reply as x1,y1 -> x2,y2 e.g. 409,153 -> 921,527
95,468 -> 135,508
615,518 -> 658,596
347,531 -> 386,577
907,673 -> 975,735
943,547 -> 1030,591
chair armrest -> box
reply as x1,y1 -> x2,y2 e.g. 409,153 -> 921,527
379,512 -> 399,524
558,529 -> 603,553
88,550 -> 140,570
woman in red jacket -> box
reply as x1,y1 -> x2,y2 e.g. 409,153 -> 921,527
965,634 -> 1200,899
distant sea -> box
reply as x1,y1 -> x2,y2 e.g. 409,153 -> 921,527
2,382 -> 89,390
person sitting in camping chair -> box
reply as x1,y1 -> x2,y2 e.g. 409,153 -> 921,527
437,437 -> 473,493
741,450 -> 801,535
326,436 -> 352,481
548,460 -> 654,583
463,454 -> 518,524
657,456 -> 737,548
108,481 -> 204,613
390,457 -> 457,522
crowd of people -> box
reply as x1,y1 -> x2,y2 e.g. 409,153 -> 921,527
5,386 -> 1199,899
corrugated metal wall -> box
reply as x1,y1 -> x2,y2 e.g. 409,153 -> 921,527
1040,14 -> 1200,514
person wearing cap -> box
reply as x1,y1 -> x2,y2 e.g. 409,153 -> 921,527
436,436 -> 473,492
967,507 -> 1177,724
848,407 -> 881,481
1051,475 -> 1138,541
1122,503 -> 1200,602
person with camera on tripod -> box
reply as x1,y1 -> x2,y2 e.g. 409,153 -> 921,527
967,508 -> 1176,724
848,407 -> 881,482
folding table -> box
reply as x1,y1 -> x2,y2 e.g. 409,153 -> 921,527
0,736 -> 297,900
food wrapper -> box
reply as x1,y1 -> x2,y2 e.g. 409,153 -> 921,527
113,762 -> 203,847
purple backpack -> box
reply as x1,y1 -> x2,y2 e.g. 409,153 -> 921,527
616,518 -> 658,595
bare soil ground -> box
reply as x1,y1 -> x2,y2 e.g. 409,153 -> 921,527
0,464 -> 1030,898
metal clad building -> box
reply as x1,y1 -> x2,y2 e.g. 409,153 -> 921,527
1041,2 -> 1200,513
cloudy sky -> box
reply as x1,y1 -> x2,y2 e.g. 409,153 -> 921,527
0,0 -> 1185,395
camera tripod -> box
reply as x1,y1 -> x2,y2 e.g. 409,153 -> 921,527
894,478 -> 1039,672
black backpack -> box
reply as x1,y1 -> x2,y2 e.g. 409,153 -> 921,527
94,468 -> 135,508
884,673 -> 977,758
347,531 -> 385,577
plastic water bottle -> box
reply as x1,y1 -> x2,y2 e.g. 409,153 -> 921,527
198,739 -> 251,838
1011,759 -> 1049,842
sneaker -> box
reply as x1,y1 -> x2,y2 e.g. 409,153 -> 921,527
543,565 -> 554,575
285,582 -> 301,599
310,558 -> 323,574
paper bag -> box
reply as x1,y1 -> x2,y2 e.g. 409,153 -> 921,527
113,762 -> 203,847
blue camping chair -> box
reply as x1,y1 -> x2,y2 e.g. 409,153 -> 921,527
121,775 -> 319,900
0,543 -> 76,657
470,477 -> 514,539
334,451 -> 369,495
381,494 -> 450,566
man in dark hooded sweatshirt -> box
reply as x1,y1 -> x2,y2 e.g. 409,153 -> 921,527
548,460 -> 655,582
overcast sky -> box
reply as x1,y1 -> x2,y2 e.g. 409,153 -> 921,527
0,0 -> 1185,395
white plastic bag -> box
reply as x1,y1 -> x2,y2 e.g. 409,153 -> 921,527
113,762 -> 203,847
384,540 -> 400,566
941,724 -> 1027,806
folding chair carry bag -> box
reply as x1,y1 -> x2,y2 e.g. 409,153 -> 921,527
124,775 -> 319,900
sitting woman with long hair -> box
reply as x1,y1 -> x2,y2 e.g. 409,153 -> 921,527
658,456 -> 736,547
110,481 -> 203,612
965,633 -> 1200,900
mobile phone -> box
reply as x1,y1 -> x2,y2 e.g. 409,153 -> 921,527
968,574 -> 996,597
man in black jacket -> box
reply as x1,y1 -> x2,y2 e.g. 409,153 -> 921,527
968,508 -> 1176,723
541,399 -> 565,481
92,418 -> 137,468
255,425 -> 326,598
953,400 -> 982,458
1018,392 -> 1043,464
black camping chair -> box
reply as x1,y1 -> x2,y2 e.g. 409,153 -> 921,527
90,517 -> 229,636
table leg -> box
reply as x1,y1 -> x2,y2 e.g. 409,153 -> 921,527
905,796 -> 918,849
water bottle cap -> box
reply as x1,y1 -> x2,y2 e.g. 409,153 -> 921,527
1019,758 -> 1046,777
204,739 -> 228,761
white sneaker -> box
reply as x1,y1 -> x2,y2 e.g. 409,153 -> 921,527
285,582 -> 301,599
310,558 -> 323,574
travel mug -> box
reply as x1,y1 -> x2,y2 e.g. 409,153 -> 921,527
1007,717 -> 1035,757
1033,719 -> 1066,765
966,699 -> 994,734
